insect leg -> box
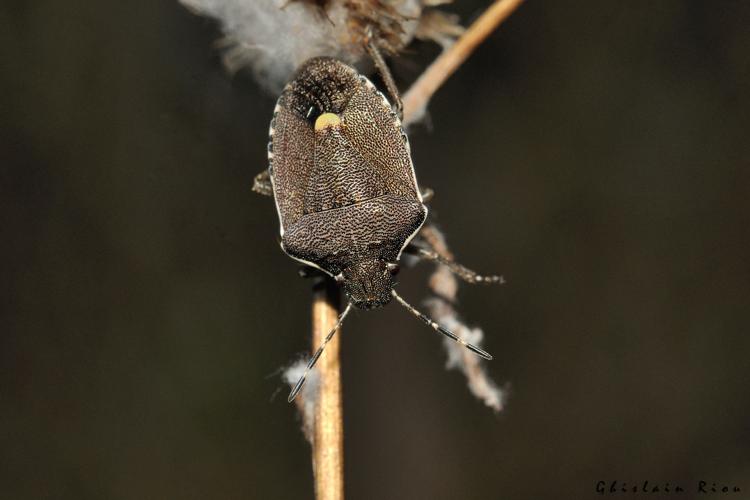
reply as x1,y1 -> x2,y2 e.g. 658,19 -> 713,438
252,169 -> 273,197
297,266 -> 328,279
391,290 -> 492,360
420,187 -> 435,204
405,245 -> 504,285
364,28 -> 403,120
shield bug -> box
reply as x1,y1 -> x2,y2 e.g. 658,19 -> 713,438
253,56 -> 503,401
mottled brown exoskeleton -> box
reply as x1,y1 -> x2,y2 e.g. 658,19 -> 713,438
253,56 -> 502,401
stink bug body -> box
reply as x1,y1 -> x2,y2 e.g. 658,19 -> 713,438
270,57 -> 425,309
253,57 -> 503,401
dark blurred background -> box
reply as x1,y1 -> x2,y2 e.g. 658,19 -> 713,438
2,1 -> 749,499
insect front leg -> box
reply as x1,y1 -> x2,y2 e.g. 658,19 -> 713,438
364,28 -> 403,120
252,169 -> 274,197
420,187 -> 434,204
404,242 -> 504,285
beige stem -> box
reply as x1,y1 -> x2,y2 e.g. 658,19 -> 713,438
402,0 -> 526,124
311,279 -> 344,500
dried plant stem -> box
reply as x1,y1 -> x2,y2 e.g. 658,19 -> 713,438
402,0 -> 526,124
311,278 -> 344,500
305,2 -> 525,496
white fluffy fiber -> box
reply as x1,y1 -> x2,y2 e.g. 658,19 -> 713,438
282,358 -> 319,441
437,310 -> 505,412
423,227 -> 506,413
180,0 -> 420,92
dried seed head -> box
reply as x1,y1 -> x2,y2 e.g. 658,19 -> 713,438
180,0 -> 462,92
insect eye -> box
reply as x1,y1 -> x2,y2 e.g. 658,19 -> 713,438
387,263 -> 400,275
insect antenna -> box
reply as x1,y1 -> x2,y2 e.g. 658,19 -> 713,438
391,290 -> 493,360
288,302 -> 354,403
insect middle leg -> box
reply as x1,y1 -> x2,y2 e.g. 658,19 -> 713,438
420,187 -> 434,204
404,242 -> 504,285
252,169 -> 273,197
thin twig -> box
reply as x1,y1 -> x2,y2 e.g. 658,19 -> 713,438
311,278 -> 344,500
402,0 -> 526,124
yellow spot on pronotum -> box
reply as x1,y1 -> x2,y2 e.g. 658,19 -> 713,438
314,112 -> 341,131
